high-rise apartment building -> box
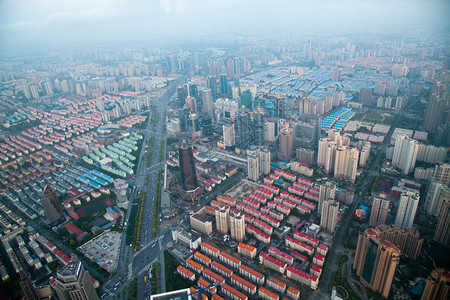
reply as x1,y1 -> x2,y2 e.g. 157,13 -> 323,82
334,146 -> 359,183
296,148 -> 315,164
353,229 -> 401,299
318,182 -> 336,216
279,127 -> 293,161
259,147 -> 271,175
229,210 -> 246,242
369,194 -> 390,227
356,141 -> 371,167
215,206 -> 229,235
320,199 -> 339,233
375,225 -> 423,260
433,198 -> 450,248
433,163 -> 450,186
317,138 -> 336,174
392,135 -> 419,175
265,119 -> 279,143
50,259 -> 99,300
41,185 -> 64,225
247,148 -> 261,182
179,144 -> 198,192
395,190 -> 419,229
425,181 -> 450,217
421,268 -> 450,300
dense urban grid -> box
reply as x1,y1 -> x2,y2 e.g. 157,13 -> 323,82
0,24 -> 449,300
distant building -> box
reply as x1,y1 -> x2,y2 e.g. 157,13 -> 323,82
50,259 -> 99,300
353,229 -> 401,298
41,185 -> 64,225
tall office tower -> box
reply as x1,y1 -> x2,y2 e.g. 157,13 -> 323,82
223,124 -> 235,149
369,194 -> 390,227
179,144 -> 198,192
201,112 -> 213,137
356,141 -> 371,167
395,190 -> 420,229
279,127 -> 293,161
188,113 -> 200,137
229,210 -> 246,242
433,163 -> 450,186
259,147 -> 271,175
275,96 -> 284,119
220,74 -> 228,95
226,59 -> 235,79
201,89 -> 214,117
215,205 -> 229,235
235,110 -> 252,149
433,198 -> 450,247
353,230 -> 401,299
266,119 -> 279,142
41,185 -> 64,225
185,96 -> 197,113
359,88 -> 373,106
169,55 -> 177,73
421,268 -> 450,300
178,108 -> 189,132
320,199 -> 339,233
240,90 -> 252,110
254,108 -> 265,146
333,146 -> 359,183
392,135 -> 419,175
189,84 -> 200,110
51,259 -> 99,300
319,182 -> 336,216
247,148 -> 261,182
177,86 -> 186,107
425,182 -> 450,217
317,138 -> 336,174
423,92 -> 445,134
207,76 -> 218,99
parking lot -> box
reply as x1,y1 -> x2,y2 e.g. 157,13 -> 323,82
77,230 -> 122,273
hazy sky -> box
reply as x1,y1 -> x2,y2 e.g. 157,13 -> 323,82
0,0 -> 449,54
